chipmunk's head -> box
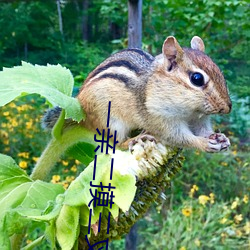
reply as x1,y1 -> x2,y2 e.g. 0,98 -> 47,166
159,36 -> 232,115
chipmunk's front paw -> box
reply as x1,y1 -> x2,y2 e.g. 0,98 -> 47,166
206,133 -> 230,152
129,134 -> 156,152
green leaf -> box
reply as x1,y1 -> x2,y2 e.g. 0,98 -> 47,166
79,205 -> 104,228
107,203 -> 119,220
0,182 -> 33,247
64,154 -> 111,208
66,142 -> 96,165
79,205 -> 93,227
0,182 -> 33,216
0,154 -> 65,244
64,152 -> 137,227
0,62 -> 85,122
45,220 -> 56,249
0,231 -> 10,250
0,154 -> 30,181
20,181 -> 64,213
3,210 -> 31,238
0,184 -> 64,247
56,205 -> 80,250
21,235 -> 45,250
26,200 -> 63,222
103,169 -> 136,212
0,176 -> 32,201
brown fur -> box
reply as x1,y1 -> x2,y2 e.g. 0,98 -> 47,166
77,36 -> 231,152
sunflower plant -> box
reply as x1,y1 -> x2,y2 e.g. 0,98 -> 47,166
0,62 -> 182,249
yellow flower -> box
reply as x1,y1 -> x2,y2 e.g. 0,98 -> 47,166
66,176 -> 75,182
179,247 -> 186,250
19,161 -> 28,169
18,152 -> 30,159
232,150 -> 237,156
234,214 -> 243,224
3,138 -> 9,145
221,162 -> 228,167
189,184 -> 199,198
4,147 -> 10,152
11,119 -> 18,127
17,106 -> 23,112
17,105 -> 31,112
9,102 -> 16,108
236,229 -> 243,237
62,160 -> 69,166
194,238 -> 201,247
182,207 -> 192,217
244,221 -> 250,234
75,159 -> 81,165
209,193 -> 215,204
71,165 -> 77,172
51,175 -> 61,183
231,198 -> 240,209
221,232 -> 227,238
26,121 -> 33,129
0,130 -> 8,138
198,195 -> 210,206
220,217 -> 228,224
3,111 -> 9,116
32,157 -> 39,162
235,157 -> 242,163
27,134 -> 33,139
243,195 -> 248,204
231,201 -> 238,209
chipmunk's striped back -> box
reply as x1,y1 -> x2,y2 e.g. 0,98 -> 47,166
83,48 -> 154,89
77,48 -> 155,140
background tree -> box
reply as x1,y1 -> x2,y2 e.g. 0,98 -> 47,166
128,0 -> 142,48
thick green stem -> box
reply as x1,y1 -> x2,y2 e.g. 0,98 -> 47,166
30,126 -> 97,181
11,126 -> 97,249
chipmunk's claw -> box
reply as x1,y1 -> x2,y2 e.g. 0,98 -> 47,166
207,133 -> 230,152
129,134 -> 156,152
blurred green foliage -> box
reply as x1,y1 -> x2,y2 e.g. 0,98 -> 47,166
0,0 -> 249,97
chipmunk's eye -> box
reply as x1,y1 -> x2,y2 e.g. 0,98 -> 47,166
190,72 -> 204,87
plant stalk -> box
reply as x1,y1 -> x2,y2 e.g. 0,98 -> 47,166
30,125 -> 97,181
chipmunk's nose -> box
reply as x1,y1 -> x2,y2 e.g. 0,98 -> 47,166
228,101 -> 232,112
219,101 -> 232,114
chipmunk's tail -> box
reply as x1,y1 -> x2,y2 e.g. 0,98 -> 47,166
41,106 -> 62,130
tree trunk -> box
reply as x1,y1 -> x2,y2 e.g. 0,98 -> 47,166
128,0 -> 142,48
56,0 -> 63,36
82,0 -> 89,41
125,224 -> 137,250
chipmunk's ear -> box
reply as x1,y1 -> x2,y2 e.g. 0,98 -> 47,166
162,36 -> 184,63
191,36 -> 205,52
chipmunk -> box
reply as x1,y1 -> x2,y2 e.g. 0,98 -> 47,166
44,36 -> 232,153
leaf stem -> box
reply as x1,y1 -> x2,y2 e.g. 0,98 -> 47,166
10,231 -> 25,250
30,126 -> 97,181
